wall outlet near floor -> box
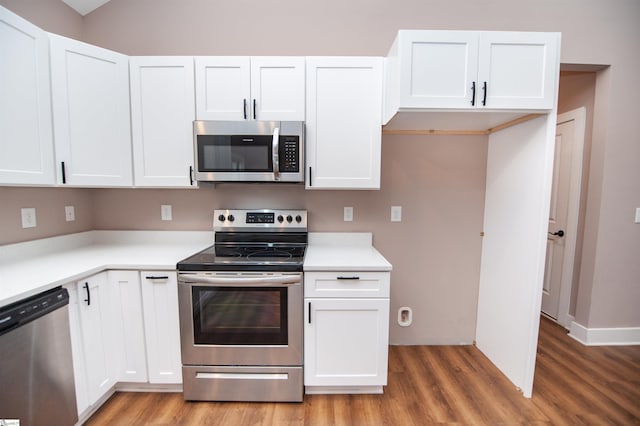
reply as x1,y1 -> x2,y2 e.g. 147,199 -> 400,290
65,205 -> 76,222
391,206 -> 402,222
21,207 -> 37,228
398,307 -> 413,327
161,204 -> 173,221
343,206 -> 353,222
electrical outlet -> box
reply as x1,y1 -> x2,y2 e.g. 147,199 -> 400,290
343,207 -> 353,222
391,206 -> 402,222
65,205 -> 75,222
161,204 -> 173,221
635,207 -> 640,224
21,207 -> 37,228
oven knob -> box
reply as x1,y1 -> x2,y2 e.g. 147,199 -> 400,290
277,215 -> 284,223
295,215 -> 302,223
286,215 -> 293,223
227,214 -> 235,222
218,214 -> 225,222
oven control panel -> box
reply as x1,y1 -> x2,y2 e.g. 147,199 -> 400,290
214,209 -> 307,231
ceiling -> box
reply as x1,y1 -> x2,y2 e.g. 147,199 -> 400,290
62,0 -> 112,16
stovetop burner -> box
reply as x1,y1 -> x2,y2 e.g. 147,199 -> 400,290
177,209 -> 308,272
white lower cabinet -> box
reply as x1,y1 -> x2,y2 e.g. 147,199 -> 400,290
304,271 -> 390,393
109,271 -> 147,382
140,271 -> 183,384
67,272 -> 116,412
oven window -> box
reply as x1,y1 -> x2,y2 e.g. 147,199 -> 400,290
192,286 -> 288,345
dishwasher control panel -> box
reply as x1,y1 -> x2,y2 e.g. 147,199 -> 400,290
0,287 -> 69,336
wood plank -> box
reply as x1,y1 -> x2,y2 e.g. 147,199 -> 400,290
85,317 -> 640,425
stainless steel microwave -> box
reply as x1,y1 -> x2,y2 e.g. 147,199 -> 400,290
193,121 -> 304,183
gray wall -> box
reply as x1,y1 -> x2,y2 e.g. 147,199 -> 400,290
1,0 -> 638,340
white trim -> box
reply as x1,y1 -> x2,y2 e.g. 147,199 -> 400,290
554,107 -> 587,329
569,321 -> 640,346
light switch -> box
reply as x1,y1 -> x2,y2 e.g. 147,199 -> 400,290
343,207 -> 353,222
635,207 -> 640,224
391,206 -> 402,222
21,207 -> 37,228
161,204 -> 172,221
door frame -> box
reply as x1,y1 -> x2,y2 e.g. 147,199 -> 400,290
551,107 -> 586,329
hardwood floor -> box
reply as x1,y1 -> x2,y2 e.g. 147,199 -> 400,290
86,317 -> 640,425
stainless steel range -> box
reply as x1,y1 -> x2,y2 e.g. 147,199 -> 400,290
177,209 -> 307,402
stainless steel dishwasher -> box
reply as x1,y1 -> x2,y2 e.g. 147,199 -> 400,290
0,287 -> 78,426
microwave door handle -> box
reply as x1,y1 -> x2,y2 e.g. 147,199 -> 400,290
272,127 -> 280,181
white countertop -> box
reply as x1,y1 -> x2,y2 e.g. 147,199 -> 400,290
0,231 -> 212,307
304,232 -> 392,272
1,230 -> 391,307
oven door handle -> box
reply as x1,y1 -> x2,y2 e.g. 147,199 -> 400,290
180,275 -> 301,286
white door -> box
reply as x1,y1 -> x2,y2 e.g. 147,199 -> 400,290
109,271 -> 148,383
50,34 -> 132,186
130,56 -> 196,187
478,32 -> 559,110
0,7 -> 55,185
250,57 -> 305,121
194,56 -> 250,120
304,298 -> 389,387
398,30 -> 479,109
542,108 -> 586,326
141,272 -> 183,384
305,57 -> 383,189
76,272 -> 116,406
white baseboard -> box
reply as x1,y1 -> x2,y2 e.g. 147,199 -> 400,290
569,321 -> 640,346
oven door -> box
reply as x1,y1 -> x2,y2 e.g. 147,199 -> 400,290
177,271 -> 303,366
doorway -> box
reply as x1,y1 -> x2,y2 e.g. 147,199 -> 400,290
542,107 -> 586,328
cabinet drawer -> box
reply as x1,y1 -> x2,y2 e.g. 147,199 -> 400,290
304,272 -> 390,298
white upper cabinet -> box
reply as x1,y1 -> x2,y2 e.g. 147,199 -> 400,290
384,30 -> 560,121
130,56 -> 196,187
195,56 -> 305,121
306,57 -> 383,190
49,33 -> 133,186
0,7 -> 55,185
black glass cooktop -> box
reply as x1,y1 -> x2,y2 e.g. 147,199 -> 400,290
177,232 -> 307,272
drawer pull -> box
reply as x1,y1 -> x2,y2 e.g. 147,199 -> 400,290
337,276 -> 360,280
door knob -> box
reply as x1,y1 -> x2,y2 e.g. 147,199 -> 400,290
548,230 -> 565,237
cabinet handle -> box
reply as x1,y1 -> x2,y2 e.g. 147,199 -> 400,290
145,275 -> 169,280
308,166 -> 312,187
337,276 -> 360,280
61,161 -> 67,184
189,166 -> 194,185
471,81 -> 476,106
308,302 -> 311,324
83,282 -> 90,306
482,81 -> 487,106
253,99 -> 257,120
243,99 -> 247,120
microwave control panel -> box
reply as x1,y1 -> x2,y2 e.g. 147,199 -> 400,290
279,136 -> 300,172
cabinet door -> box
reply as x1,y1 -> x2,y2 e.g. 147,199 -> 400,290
399,30 -> 479,109
65,284 -> 90,417
76,272 -> 116,406
304,298 -> 389,387
50,33 -> 132,186
250,57 -> 305,121
478,32 -> 559,109
140,272 -> 183,384
130,57 -> 196,187
195,56 -> 250,120
108,271 -> 148,383
0,8 -> 55,185
306,57 -> 383,189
